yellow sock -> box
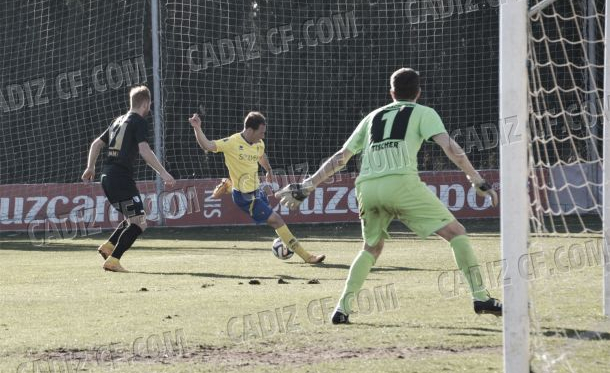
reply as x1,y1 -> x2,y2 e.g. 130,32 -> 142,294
275,225 -> 312,261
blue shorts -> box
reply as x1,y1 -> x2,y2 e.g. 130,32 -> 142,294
232,188 -> 273,224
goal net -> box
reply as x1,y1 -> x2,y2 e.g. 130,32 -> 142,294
159,0 -> 499,184
527,0 -> 608,371
0,0 -> 154,240
1,1 -> 502,234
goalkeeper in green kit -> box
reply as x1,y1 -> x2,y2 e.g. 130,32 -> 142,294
276,68 -> 502,323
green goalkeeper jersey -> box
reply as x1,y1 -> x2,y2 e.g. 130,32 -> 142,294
343,100 -> 447,184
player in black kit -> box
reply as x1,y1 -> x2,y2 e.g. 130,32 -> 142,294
81,86 -> 175,272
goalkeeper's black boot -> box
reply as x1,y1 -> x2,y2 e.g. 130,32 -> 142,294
331,310 -> 350,324
474,297 -> 502,317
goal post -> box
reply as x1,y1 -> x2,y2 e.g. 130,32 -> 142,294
151,0 -> 166,226
509,0 -> 608,371
499,1 -> 529,373
602,0 -> 610,317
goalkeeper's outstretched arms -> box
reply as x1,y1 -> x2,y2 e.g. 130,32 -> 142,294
432,132 -> 498,206
189,113 -> 217,152
275,148 -> 354,210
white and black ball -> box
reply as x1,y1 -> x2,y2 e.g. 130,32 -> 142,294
271,238 -> 294,260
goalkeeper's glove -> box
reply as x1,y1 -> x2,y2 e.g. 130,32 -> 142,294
212,178 -> 232,199
274,180 -> 314,210
467,175 -> 498,207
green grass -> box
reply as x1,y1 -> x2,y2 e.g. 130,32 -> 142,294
0,222 -> 608,372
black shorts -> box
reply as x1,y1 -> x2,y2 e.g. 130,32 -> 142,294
101,172 -> 145,218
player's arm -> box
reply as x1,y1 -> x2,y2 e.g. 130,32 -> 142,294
259,153 -> 273,183
138,142 -> 176,187
432,132 -> 497,206
432,133 -> 479,180
189,113 -> 217,152
276,116 -> 365,209
308,148 -> 353,188
275,147 -> 353,209
81,135 -> 106,182
306,115 -> 366,189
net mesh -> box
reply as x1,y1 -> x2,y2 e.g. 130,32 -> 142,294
528,0 -> 604,234
0,0 -> 152,185
0,0 -> 154,235
0,1 -> 500,231
0,2 -> 499,186
159,1 -> 500,181
527,1 -> 607,371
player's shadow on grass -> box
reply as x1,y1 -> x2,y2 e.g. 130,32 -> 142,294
355,322 -> 404,328
132,270 -> 309,281
541,327 -> 610,341
435,326 -> 501,333
446,332 -> 491,337
0,241 -> 94,252
285,262 -> 439,272
0,241 -> 274,253
355,324 -> 502,333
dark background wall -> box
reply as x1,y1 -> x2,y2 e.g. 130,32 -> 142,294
161,0 -> 500,180
0,0 -> 151,184
0,0 -> 502,185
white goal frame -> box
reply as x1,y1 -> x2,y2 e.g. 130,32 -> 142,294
603,0 -> 610,318
500,0 -> 529,371
501,0 -> 610,372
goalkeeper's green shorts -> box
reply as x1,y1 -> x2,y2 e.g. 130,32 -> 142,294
356,174 -> 456,246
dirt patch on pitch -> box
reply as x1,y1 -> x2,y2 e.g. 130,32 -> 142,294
31,343 -> 500,370
186,344 -> 501,367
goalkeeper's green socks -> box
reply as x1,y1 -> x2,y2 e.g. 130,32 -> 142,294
336,250 -> 376,314
275,225 -> 312,262
450,235 -> 489,301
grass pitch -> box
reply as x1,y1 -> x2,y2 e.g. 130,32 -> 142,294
1,221 -> 608,372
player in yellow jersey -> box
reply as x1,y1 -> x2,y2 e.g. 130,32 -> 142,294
189,111 -> 325,264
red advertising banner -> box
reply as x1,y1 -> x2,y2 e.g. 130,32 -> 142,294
0,171 -> 499,233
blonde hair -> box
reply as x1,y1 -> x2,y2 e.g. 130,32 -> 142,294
129,86 -> 151,109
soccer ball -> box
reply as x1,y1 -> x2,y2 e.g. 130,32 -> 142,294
271,238 -> 294,260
